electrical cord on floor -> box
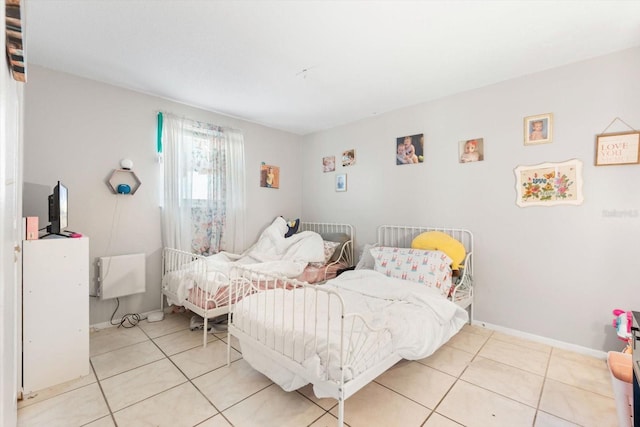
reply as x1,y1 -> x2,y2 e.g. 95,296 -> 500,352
110,297 -> 145,328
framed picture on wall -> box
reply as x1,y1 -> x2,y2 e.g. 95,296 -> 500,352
260,164 -> 279,189
342,150 -> 355,167
514,159 -> 583,207
595,131 -> 640,166
524,113 -> 553,145
459,138 -> 484,163
322,155 -> 336,172
396,134 -> 424,165
335,174 -> 347,192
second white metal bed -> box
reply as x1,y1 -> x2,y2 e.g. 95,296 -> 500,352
226,225 -> 474,426
161,222 -> 354,347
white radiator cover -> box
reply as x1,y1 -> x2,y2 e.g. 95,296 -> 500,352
99,253 -> 146,299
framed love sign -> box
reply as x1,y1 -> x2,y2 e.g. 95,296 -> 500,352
595,131 -> 640,166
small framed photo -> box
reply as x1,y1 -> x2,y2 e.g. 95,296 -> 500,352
595,131 -> 640,166
260,164 -> 279,189
459,138 -> 484,163
342,149 -> 355,167
524,113 -> 553,145
335,174 -> 347,192
396,134 -> 424,165
322,155 -> 335,172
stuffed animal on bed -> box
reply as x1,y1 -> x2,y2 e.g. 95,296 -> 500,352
283,217 -> 300,238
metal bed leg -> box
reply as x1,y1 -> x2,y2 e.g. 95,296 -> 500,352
203,317 -> 208,348
337,397 -> 344,427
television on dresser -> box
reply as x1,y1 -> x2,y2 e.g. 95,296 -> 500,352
46,181 -> 68,235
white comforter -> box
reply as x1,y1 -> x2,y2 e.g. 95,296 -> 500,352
235,269 -> 468,395
164,217 -> 325,306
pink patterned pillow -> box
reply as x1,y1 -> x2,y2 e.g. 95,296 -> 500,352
370,247 -> 453,297
310,241 -> 342,267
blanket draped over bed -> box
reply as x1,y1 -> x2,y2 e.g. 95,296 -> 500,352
164,217 -> 325,306
236,269 -> 468,397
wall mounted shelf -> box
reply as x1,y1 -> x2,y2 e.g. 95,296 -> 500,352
107,169 -> 142,195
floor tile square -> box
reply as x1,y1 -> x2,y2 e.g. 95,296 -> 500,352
461,356 -> 544,407
89,326 -> 148,357
445,330 -> 489,354
478,337 -> 550,376
437,380 -> 536,427
192,359 -> 272,411
113,382 -> 217,426
538,378 -> 618,427
418,344 -> 474,377
17,383 -> 109,427
171,339 -> 241,379
136,312 -> 191,338
91,340 -> 164,380
330,381 -> 431,427
223,384 -> 326,427
153,328 -> 216,355
100,358 -> 187,411
546,348 -> 613,398
375,360 -> 456,409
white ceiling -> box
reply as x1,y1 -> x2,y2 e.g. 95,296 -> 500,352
25,0 -> 640,135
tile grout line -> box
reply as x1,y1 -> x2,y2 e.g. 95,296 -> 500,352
87,358 -> 118,427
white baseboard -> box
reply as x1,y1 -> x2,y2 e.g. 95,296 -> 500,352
472,319 -> 608,360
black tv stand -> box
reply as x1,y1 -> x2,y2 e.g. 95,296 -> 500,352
41,233 -> 72,239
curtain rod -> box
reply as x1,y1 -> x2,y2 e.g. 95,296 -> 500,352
157,111 -> 242,133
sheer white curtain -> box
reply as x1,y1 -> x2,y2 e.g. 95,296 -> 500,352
223,128 -> 246,253
161,113 -> 246,254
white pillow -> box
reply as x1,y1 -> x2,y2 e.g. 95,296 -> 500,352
370,247 -> 453,297
355,243 -> 377,270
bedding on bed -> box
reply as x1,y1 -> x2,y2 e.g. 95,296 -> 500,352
163,217 -> 339,308
235,269 -> 468,396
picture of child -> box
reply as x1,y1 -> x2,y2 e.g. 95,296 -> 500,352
322,156 -> 335,172
266,167 -> 275,187
524,114 -> 553,145
459,138 -> 484,163
403,136 -> 419,163
396,143 -> 407,165
335,174 -> 347,192
529,120 -> 547,141
260,164 -> 280,189
395,133 -> 424,165
342,149 -> 355,167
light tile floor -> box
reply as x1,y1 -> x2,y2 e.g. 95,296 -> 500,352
17,312 -> 619,427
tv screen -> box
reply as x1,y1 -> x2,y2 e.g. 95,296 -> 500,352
47,181 -> 68,235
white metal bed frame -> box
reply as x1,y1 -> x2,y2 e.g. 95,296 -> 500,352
377,225 -> 474,319
226,225 -> 474,426
161,222 -> 354,348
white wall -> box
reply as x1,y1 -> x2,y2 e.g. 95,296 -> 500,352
301,47 -> 640,352
24,65 -> 302,325
1,0 -> 23,421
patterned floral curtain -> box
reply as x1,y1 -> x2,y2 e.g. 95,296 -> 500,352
161,114 -> 245,255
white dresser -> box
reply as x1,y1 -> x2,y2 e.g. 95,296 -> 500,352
22,237 -> 89,395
